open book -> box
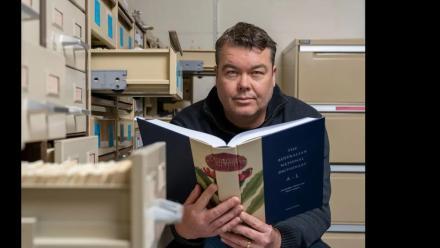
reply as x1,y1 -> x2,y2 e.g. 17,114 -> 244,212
136,116 -> 325,224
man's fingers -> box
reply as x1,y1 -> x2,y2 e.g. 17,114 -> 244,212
184,184 -> 202,205
240,211 -> 271,232
219,235 -> 241,248
206,196 -> 241,221
194,183 -> 218,210
216,216 -> 242,234
220,231 -> 250,248
210,204 -> 242,230
231,224 -> 260,242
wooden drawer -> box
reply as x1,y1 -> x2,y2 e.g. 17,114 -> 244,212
324,112 -> 365,163
330,172 -> 365,224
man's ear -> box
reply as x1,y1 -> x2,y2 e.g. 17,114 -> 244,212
272,65 -> 277,87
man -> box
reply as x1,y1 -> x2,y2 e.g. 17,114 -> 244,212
168,22 -> 331,248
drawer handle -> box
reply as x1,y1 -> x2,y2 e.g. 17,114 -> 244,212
26,99 -> 90,115
59,34 -> 89,51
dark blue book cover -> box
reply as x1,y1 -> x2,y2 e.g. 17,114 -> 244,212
136,117 -> 324,224
260,118 -> 324,224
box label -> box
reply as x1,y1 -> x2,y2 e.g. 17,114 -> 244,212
94,0 -> 100,26
74,86 -> 83,103
53,8 -> 64,30
46,74 -> 60,96
107,14 -> 113,38
119,26 -> 124,47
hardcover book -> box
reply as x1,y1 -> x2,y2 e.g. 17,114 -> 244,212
136,116 -> 325,224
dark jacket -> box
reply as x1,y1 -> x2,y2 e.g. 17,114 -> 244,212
169,85 -> 331,248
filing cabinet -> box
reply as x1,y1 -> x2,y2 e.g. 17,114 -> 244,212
54,136 -> 99,163
330,171 -> 365,224
322,232 -> 365,248
45,0 -> 87,72
323,112 -> 365,163
91,0 -> 117,48
282,39 -> 365,105
91,49 -> 183,99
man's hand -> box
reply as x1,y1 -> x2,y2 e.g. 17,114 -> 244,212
174,184 -> 243,239
219,211 -> 282,248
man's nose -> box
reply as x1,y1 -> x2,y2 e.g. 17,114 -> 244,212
238,73 -> 251,91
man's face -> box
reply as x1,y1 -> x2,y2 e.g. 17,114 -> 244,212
216,43 -> 276,127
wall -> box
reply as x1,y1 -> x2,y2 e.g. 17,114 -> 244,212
128,0 -> 364,82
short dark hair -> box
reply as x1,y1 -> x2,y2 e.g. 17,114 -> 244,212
215,22 -> 277,66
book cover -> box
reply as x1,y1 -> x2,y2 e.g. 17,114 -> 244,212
136,117 -> 325,224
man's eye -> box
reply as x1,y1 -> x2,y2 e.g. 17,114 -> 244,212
252,71 -> 264,76
226,71 -> 238,76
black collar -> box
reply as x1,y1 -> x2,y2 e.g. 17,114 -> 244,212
202,85 -> 288,133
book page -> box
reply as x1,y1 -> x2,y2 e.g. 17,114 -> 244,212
137,117 -> 227,147
227,117 -> 317,147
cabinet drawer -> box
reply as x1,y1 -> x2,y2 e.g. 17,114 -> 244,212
22,0 -> 40,45
47,113 -> 66,139
324,112 -> 365,163
65,68 -> 86,108
322,232 -> 364,248
22,41 -> 66,105
45,0 -> 86,71
298,49 -> 364,104
330,172 -> 365,224
55,136 -> 98,163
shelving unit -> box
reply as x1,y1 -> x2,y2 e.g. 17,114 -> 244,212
21,0 -> 92,162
